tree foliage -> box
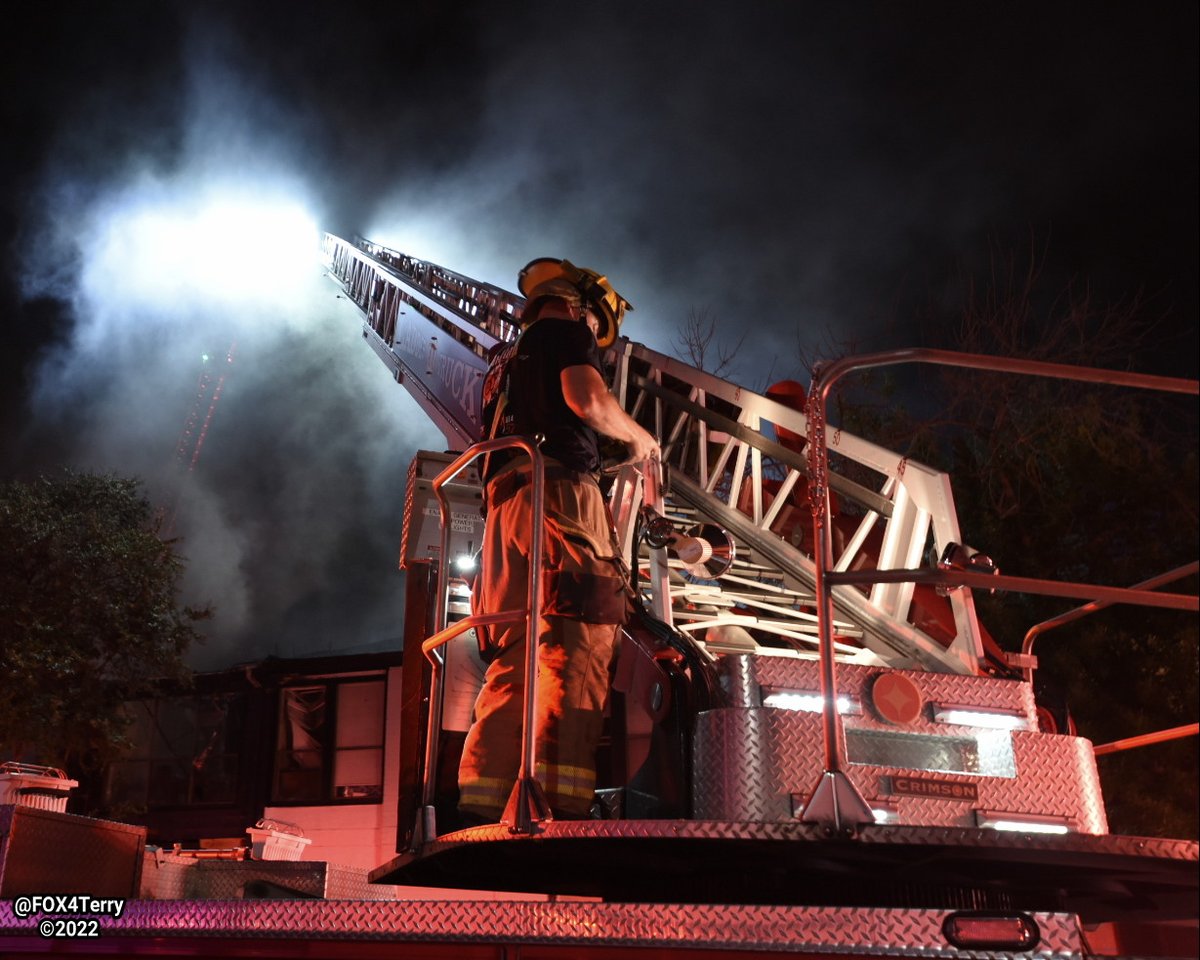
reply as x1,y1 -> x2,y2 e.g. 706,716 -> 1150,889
0,471 -> 207,772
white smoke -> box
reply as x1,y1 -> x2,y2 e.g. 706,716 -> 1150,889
19,19 -> 443,668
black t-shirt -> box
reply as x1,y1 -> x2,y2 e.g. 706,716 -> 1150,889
485,316 -> 603,478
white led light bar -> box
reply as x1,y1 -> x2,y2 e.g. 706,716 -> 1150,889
975,810 -> 1073,834
792,798 -> 898,824
870,804 -> 899,824
932,704 -> 1028,730
762,690 -> 860,715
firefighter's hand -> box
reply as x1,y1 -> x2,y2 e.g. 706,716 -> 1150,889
625,425 -> 660,465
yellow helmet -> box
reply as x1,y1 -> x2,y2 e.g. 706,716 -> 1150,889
517,257 -> 632,348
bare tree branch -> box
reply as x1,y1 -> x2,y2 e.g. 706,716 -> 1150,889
673,306 -> 746,377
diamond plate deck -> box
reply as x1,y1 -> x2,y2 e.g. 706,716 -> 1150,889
374,819 -> 1197,926
0,898 -> 1084,957
414,817 -> 1196,861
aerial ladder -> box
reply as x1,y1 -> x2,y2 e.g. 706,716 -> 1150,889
317,232 -> 1198,955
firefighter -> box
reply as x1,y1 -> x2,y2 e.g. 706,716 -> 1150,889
457,258 -> 660,824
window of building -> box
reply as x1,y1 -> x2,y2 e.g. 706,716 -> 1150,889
272,678 -> 385,803
105,694 -> 244,812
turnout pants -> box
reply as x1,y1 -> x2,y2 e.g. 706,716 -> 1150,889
458,465 -> 625,820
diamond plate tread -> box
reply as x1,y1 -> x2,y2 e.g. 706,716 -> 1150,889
693,707 -> 796,820
1010,733 -> 1107,834
0,899 -> 1083,956
139,852 -> 403,900
0,804 -> 144,898
0,805 -> 145,839
839,734 -> 1106,834
693,707 -> 1107,831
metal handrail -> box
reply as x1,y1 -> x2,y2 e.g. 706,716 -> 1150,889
1093,723 -> 1200,756
801,348 -> 1198,831
1019,561 -> 1200,681
418,609 -> 525,827
415,434 -> 549,841
828,567 -> 1198,610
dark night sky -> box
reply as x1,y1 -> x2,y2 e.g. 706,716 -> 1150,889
1,1 -> 1196,667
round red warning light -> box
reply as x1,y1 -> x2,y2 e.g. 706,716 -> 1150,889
870,673 -> 923,725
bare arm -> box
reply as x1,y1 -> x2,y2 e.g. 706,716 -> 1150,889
561,364 -> 660,462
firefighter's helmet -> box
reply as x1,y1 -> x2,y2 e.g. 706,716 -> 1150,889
517,257 -> 632,348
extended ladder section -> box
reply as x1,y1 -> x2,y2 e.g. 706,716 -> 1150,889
323,233 -> 987,675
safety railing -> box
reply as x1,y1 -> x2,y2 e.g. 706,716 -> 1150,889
1093,723 -> 1200,756
1020,561 -> 1200,681
416,434 -> 661,840
416,434 -> 548,841
801,348 -> 1199,830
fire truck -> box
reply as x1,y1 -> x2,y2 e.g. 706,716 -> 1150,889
1,233 -> 1196,957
